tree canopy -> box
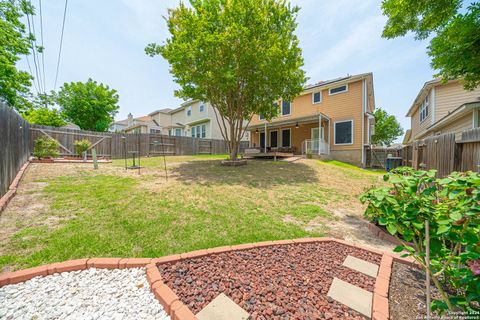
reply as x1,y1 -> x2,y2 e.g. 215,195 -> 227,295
56,79 -> 119,132
381,0 -> 480,90
0,0 -> 34,111
23,107 -> 66,127
146,0 -> 306,160
371,108 -> 404,146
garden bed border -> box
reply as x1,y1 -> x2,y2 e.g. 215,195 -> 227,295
0,238 -> 418,320
0,160 -> 30,213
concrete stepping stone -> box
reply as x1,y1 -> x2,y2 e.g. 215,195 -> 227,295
196,293 -> 249,320
342,255 -> 379,278
327,277 -> 372,318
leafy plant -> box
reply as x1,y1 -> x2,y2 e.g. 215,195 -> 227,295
33,137 -> 59,159
360,167 -> 480,312
306,149 -> 313,159
74,139 -> 91,157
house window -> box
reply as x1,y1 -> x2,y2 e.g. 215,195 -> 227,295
150,129 -> 162,134
201,124 -> 206,138
270,131 -> 278,148
312,91 -> 322,104
419,95 -> 429,122
259,114 -> 265,120
191,126 -> 196,137
329,85 -> 348,95
187,106 -> 192,116
175,128 -> 182,136
281,101 -> 291,116
281,129 -> 291,147
334,120 -> 353,145
168,129 -> 172,136
199,102 -> 205,112
196,125 -> 201,138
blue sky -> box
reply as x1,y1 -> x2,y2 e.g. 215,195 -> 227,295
19,0 -> 436,134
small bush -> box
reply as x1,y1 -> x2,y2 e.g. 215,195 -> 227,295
306,149 -> 313,159
74,139 -> 91,156
33,137 -> 59,159
360,167 -> 480,313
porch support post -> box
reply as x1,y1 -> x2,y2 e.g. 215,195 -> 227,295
328,118 -> 331,155
318,115 -> 322,155
264,123 -> 267,154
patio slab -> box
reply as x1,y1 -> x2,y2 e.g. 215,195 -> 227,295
196,293 -> 249,320
327,277 -> 373,318
343,255 -> 379,278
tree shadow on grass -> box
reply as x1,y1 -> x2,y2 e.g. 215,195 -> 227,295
168,159 -> 319,187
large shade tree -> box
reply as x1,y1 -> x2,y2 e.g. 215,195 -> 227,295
382,0 -> 480,90
56,79 -> 119,132
146,0 -> 306,161
371,108 -> 404,146
0,0 -> 34,111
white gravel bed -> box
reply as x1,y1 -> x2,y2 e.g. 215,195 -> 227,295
0,267 -> 170,320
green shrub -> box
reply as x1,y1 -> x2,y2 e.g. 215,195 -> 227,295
33,137 -> 59,159
306,149 -> 313,159
360,167 -> 480,312
74,139 -> 91,156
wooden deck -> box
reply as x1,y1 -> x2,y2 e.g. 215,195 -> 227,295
243,152 -> 294,161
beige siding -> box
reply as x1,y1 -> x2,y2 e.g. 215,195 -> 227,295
250,79 -> 365,152
435,112 -> 473,141
435,82 -> 480,121
410,89 -> 433,139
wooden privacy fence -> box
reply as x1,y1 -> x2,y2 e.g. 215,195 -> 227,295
0,104 -> 30,198
366,147 -> 403,169
29,125 -> 248,159
411,127 -> 480,177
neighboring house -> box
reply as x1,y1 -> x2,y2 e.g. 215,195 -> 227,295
405,78 -> 480,143
247,72 -> 375,166
166,100 -> 249,141
110,104 -> 248,141
109,112 -> 165,134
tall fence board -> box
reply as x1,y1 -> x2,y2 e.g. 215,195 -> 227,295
458,127 -> 480,173
0,104 -> 30,198
410,128 -> 480,177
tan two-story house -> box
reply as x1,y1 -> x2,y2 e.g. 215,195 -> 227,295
247,72 -> 375,166
404,78 -> 480,144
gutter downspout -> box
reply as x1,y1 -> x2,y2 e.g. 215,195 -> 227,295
361,78 -> 366,168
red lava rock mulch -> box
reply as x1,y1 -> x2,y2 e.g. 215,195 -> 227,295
158,242 -> 381,320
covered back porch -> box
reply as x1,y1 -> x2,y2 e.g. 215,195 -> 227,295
246,114 -> 331,157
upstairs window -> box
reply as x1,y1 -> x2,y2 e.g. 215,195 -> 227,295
199,102 -> 205,112
259,114 -> 265,120
334,120 -> 353,145
187,106 -> 192,116
419,95 -> 429,122
329,85 -> 348,95
281,101 -> 291,116
312,91 -> 322,104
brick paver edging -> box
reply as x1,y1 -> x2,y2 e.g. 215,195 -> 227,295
0,160 -> 30,213
0,238 -> 418,320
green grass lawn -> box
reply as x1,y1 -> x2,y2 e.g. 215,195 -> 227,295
0,156 -> 384,272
